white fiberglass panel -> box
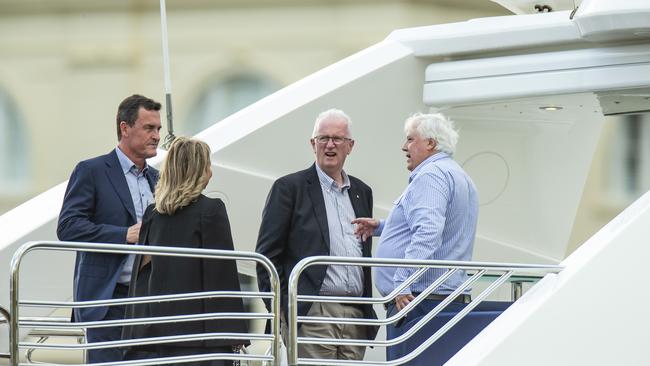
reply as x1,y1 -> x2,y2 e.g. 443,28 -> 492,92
447,191 -> 650,365
388,11 -> 579,57
425,44 -> 650,82
424,44 -> 650,107
574,0 -> 650,41
200,40 -> 427,254
446,94 -> 603,263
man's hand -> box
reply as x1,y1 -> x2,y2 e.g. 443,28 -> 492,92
126,222 -> 142,244
395,293 -> 415,311
351,217 -> 379,241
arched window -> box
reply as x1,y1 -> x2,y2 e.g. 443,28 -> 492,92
0,90 -> 29,192
184,73 -> 280,135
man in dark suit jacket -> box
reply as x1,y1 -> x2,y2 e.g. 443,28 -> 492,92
57,94 -> 162,363
256,109 -> 378,361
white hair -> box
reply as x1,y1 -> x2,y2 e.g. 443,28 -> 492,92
404,112 -> 458,155
312,109 -> 353,138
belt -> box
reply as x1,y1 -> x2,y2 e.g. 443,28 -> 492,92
413,293 -> 471,304
384,293 -> 471,310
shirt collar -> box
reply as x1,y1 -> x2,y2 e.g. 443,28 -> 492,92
115,147 -> 148,175
315,163 -> 350,191
409,151 -> 449,182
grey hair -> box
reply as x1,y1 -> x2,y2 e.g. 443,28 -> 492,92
404,112 -> 458,155
312,109 -> 353,138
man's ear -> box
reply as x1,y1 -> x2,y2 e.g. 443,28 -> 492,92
120,121 -> 129,138
310,138 -> 316,153
428,138 -> 437,152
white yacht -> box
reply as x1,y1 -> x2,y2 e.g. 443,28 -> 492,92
1,0 -> 649,364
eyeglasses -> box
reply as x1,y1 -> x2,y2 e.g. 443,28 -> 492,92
313,135 -> 353,145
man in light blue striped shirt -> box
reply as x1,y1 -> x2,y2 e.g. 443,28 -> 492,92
354,112 -> 478,361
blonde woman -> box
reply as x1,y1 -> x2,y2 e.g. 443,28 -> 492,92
123,137 -> 248,366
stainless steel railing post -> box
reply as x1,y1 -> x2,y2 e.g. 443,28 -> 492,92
270,267 -> 281,366
255,253 -> 281,366
512,280 -> 523,300
9,242 -> 31,366
0,305 -> 10,359
287,259 -> 301,366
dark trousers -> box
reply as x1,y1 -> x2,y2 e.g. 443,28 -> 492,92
386,300 -> 511,365
124,346 -> 235,366
86,283 -> 129,363
386,300 -> 461,364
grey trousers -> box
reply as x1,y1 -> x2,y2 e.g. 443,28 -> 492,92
282,302 -> 366,362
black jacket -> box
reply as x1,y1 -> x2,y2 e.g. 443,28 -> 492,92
123,195 -> 249,348
255,164 -> 378,340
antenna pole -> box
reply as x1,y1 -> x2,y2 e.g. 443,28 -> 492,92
159,0 -> 176,148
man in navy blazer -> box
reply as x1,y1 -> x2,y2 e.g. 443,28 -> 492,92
57,94 -> 162,363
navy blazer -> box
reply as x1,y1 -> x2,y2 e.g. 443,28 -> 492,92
57,149 -> 158,322
255,164 -> 378,340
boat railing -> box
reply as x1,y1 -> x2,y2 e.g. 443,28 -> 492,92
1,304 -> 9,359
287,256 -> 563,366
19,315 -> 86,364
8,240 -> 282,366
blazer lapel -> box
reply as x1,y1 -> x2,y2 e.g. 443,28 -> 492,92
306,166 -> 330,248
348,181 -> 373,259
348,184 -> 366,218
145,168 -> 159,193
105,151 -> 137,223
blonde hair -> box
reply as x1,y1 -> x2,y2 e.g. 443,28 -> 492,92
154,137 -> 212,215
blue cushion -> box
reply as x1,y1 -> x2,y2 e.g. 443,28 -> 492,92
388,301 -> 512,365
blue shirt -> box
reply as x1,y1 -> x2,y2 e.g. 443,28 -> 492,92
374,152 -> 478,296
115,147 -> 154,284
315,164 -> 364,297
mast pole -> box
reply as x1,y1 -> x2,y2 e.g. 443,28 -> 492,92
159,0 -> 176,148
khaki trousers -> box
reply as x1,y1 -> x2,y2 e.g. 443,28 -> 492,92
282,302 -> 366,362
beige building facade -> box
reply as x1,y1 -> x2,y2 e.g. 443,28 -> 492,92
0,0 -> 506,210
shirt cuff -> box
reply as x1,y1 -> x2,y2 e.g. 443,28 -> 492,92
399,288 -> 412,296
394,279 -> 412,295
373,220 -> 385,236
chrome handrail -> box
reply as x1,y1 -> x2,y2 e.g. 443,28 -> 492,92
287,256 -> 563,366
20,311 -> 273,329
297,269 -> 459,328
9,240 -> 282,366
22,290 -> 274,308
298,270 -> 487,347
20,332 -> 270,350
1,304 -> 9,359
21,316 -> 86,364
